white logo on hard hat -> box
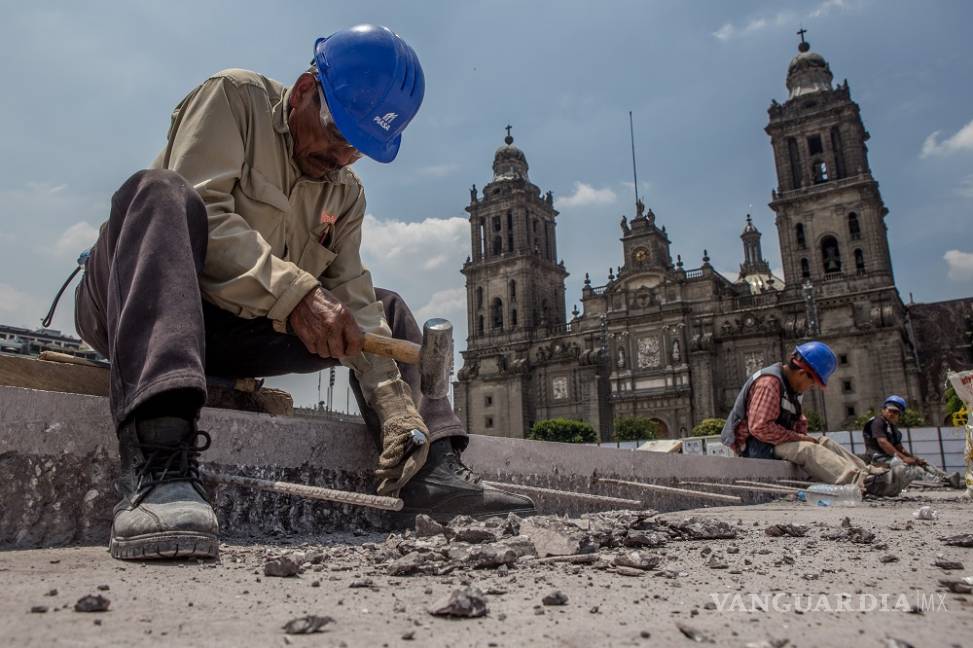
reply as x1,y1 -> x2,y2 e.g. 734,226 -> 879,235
373,112 -> 398,131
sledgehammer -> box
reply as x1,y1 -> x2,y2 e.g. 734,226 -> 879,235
361,318 -> 454,399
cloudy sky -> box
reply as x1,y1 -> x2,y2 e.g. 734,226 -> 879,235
2,1 -> 971,412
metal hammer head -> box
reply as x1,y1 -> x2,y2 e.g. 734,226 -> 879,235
419,318 -> 453,400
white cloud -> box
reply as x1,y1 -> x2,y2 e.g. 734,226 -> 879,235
53,221 -> 99,257
554,182 -> 617,209
361,213 -> 468,263
713,0 -> 852,41
415,287 -> 467,323
921,118 -> 973,158
945,250 -> 973,282
713,12 -> 791,41
809,0 -> 848,18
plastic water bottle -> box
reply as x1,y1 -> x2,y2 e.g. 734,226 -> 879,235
796,483 -> 862,507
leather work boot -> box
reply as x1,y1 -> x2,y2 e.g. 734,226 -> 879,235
110,417 -> 219,560
396,439 -> 536,524
863,464 -> 911,498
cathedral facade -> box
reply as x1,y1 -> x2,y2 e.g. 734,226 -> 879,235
453,38 -> 946,440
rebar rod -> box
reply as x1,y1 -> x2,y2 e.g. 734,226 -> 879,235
201,468 -> 404,512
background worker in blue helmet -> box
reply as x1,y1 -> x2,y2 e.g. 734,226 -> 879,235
863,396 -> 927,467
721,341 -> 909,496
72,25 -> 534,562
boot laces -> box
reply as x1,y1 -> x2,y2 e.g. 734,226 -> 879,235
444,450 -> 481,485
133,429 -> 211,503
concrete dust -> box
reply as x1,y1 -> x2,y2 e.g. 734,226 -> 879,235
0,491 -> 970,647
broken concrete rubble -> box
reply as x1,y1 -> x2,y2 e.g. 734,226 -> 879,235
263,553 -> 302,578
282,615 -> 334,635
74,595 -> 110,613
428,587 -> 488,618
764,523 -> 809,537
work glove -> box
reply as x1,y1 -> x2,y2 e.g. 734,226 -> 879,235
375,411 -> 430,497
366,378 -> 430,496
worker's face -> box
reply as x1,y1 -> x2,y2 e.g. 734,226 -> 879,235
790,368 -> 819,394
288,73 -> 362,178
882,406 -> 902,422
786,357 -> 821,394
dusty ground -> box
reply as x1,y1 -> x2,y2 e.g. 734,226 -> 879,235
1,491 -> 971,648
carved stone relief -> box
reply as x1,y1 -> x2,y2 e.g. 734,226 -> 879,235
637,337 -> 661,369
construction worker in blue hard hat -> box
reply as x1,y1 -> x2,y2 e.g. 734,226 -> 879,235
862,395 -> 927,467
721,341 -> 909,496
66,24 -> 534,562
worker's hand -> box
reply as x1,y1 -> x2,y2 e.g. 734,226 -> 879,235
289,287 -> 364,359
902,455 -> 919,466
797,434 -> 818,444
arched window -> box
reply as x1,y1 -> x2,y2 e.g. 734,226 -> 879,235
787,137 -> 802,190
511,308 -> 518,327
506,211 -> 514,252
491,298 -> 503,330
477,315 -> 484,335
848,212 -> 861,240
820,236 -> 842,274
800,258 -> 811,279
509,280 -> 517,301
795,223 -> 807,250
476,287 -> 483,310
854,248 -> 865,274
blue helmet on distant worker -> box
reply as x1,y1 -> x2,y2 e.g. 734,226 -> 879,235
883,395 -> 907,412
793,341 -> 837,386
313,24 -> 425,163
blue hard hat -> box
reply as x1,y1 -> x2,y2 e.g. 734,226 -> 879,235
883,395 -> 907,412
313,25 -> 424,163
793,341 -> 837,386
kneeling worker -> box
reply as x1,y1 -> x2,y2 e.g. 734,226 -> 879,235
721,342 -> 908,496
863,396 -> 926,467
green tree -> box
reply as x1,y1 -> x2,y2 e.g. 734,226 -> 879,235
852,409 -> 877,430
899,407 -> 926,427
613,416 -> 659,442
690,418 -> 726,437
528,418 -> 597,444
804,410 -> 826,433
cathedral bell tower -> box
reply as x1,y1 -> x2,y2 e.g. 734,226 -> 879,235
766,32 -> 894,293
455,127 -> 568,438
461,127 -> 568,348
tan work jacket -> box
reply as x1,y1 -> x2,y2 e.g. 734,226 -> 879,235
151,68 -> 402,410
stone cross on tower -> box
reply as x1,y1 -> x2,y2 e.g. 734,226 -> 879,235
797,27 -> 810,52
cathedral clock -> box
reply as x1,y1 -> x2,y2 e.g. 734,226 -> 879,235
633,247 -> 649,264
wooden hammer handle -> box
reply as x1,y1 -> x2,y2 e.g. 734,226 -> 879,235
362,332 -> 421,365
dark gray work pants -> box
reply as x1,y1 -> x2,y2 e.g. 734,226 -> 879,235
74,169 -> 465,446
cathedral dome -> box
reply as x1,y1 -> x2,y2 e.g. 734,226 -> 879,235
492,127 -> 529,181
786,39 -> 833,99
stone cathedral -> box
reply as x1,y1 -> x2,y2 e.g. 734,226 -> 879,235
454,37 -> 969,440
